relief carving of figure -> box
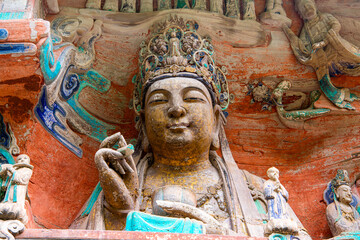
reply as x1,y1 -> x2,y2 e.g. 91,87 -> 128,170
71,18 -> 310,238
283,0 -> 360,110
0,154 -> 33,224
326,170 -> 360,236
260,0 -> 291,27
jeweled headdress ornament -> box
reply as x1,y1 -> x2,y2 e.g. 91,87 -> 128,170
331,169 -> 350,191
132,16 -> 230,114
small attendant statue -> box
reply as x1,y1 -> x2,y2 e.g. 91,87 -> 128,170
326,170 -> 360,236
260,0 -> 291,27
351,175 -> 360,213
263,167 -> 298,235
0,154 -> 33,224
0,154 -> 33,240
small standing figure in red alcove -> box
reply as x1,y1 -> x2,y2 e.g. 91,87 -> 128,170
263,167 -> 299,235
0,154 -> 33,225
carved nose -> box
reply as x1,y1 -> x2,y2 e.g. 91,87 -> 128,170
168,105 -> 186,118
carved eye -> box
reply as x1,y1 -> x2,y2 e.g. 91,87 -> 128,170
184,90 -> 206,103
148,93 -> 168,104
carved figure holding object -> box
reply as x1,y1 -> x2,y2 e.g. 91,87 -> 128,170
263,167 -> 298,235
283,0 -> 360,110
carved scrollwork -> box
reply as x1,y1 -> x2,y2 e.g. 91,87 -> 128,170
0,219 -> 25,240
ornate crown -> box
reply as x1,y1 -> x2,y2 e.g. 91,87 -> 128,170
331,169 -> 350,190
132,16 -> 230,114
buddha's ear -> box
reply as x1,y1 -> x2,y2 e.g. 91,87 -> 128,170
334,188 -> 340,200
139,113 -> 150,153
210,105 -> 223,150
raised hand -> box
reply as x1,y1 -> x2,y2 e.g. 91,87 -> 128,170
95,132 -> 139,214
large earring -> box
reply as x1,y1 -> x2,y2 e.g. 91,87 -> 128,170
210,134 -> 220,150
142,134 -> 150,152
140,116 -> 150,152
210,105 -> 223,150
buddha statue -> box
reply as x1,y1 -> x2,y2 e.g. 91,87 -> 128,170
71,18 -> 310,238
326,170 -> 360,236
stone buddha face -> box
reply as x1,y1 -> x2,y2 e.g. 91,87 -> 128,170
297,0 -> 317,21
143,77 -> 220,166
336,185 -> 353,204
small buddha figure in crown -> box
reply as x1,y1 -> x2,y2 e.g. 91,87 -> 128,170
326,170 -> 360,236
71,18 -> 311,238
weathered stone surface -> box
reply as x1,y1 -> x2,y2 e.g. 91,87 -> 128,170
0,0 -> 359,238
17,228 -> 269,239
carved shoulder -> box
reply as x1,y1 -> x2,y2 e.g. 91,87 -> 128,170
321,13 -> 341,33
13,167 -> 33,185
326,202 -> 358,236
325,202 -> 338,225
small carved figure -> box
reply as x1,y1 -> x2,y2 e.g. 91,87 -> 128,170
193,0 -> 207,11
242,0 -> 256,20
0,154 -> 33,224
283,0 -> 360,110
263,167 -> 298,235
169,31 -> 181,57
260,0 -> 291,27
326,170 -> 360,236
224,0 -> 239,18
85,0 -> 135,12
209,0 -> 223,14
351,174 -> 360,213
103,0 -> 118,11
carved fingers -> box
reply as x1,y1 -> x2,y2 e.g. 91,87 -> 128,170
100,132 -> 122,149
97,132 -> 136,175
312,41 -> 327,50
95,148 -> 134,175
6,166 -> 15,177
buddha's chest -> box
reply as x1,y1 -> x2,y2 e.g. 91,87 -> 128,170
140,165 -> 230,226
305,21 -> 330,43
